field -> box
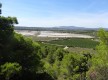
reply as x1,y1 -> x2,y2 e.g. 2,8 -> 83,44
54,30 -> 98,37
15,30 -> 94,38
46,38 -> 99,48
16,30 -> 99,53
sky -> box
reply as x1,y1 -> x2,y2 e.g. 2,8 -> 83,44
0,0 -> 108,28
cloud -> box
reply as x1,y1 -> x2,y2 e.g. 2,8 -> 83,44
17,12 -> 108,28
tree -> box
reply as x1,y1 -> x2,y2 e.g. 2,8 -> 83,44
0,62 -> 22,80
11,34 -> 40,72
55,48 -> 64,61
60,53 -> 80,80
0,8 -> 41,79
0,16 -> 18,65
0,16 -> 18,41
0,3 -> 2,15
87,29 -> 108,80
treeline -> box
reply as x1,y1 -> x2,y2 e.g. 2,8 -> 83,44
15,26 -> 68,31
0,16 -> 108,80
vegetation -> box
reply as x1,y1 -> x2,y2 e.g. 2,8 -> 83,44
0,16 -> 42,80
39,44 -> 91,80
0,62 -> 22,80
87,29 -> 108,80
0,4 -> 108,80
47,38 -> 99,48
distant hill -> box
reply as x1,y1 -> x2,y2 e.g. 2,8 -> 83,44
57,26 -> 108,30
15,26 -> 108,31
57,26 -> 97,30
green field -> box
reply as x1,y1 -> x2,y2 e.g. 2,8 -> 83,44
46,38 -> 99,48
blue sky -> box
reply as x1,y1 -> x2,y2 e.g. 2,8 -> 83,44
1,0 -> 108,28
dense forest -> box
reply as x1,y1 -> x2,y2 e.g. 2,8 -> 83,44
0,6 -> 108,80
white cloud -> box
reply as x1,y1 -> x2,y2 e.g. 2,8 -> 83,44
17,12 -> 108,28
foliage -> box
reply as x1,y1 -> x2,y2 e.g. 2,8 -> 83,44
1,5 -> 108,80
0,16 -> 41,80
12,33 -> 40,72
0,62 -> 22,80
39,44 -> 91,80
0,16 -> 18,44
87,29 -> 108,80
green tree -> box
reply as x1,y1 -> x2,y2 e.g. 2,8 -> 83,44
0,16 -> 18,65
0,14 -> 41,79
55,48 -> 64,61
11,33 -> 40,72
87,29 -> 108,80
0,16 -> 18,43
60,53 -> 79,80
0,62 -> 22,80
